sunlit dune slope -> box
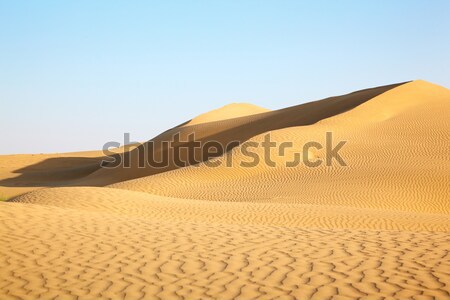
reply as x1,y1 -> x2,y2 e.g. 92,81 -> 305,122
184,103 -> 270,126
111,80 -> 450,214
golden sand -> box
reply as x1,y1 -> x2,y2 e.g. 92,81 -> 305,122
1,80 -> 449,299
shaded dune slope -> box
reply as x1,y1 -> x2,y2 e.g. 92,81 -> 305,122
0,146 -> 138,198
0,151 -> 105,198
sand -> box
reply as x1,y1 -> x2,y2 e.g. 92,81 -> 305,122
111,81 -> 450,213
74,81 -> 404,185
0,80 -> 449,299
0,145 -> 137,199
184,103 -> 270,126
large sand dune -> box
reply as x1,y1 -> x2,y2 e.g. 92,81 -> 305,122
75,81 -> 404,185
1,80 -> 449,299
111,81 -> 450,213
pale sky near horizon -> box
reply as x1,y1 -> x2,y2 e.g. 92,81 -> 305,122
1,1 -> 449,154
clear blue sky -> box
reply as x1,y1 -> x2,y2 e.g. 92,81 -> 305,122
1,1 -> 449,154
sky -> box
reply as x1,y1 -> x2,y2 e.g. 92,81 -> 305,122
1,0 -> 449,154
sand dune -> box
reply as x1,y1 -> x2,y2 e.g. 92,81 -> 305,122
1,80 -> 450,299
76,81 -> 404,185
111,81 -> 450,214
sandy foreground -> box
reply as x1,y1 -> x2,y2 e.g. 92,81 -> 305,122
0,80 -> 449,299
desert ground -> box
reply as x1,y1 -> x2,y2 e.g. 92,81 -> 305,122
0,80 -> 449,299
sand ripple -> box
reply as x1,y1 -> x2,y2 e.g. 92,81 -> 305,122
1,201 -> 449,300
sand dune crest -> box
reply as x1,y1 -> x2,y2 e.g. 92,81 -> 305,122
185,103 -> 270,126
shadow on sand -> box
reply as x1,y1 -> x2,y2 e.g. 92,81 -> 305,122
0,156 -> 105,188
